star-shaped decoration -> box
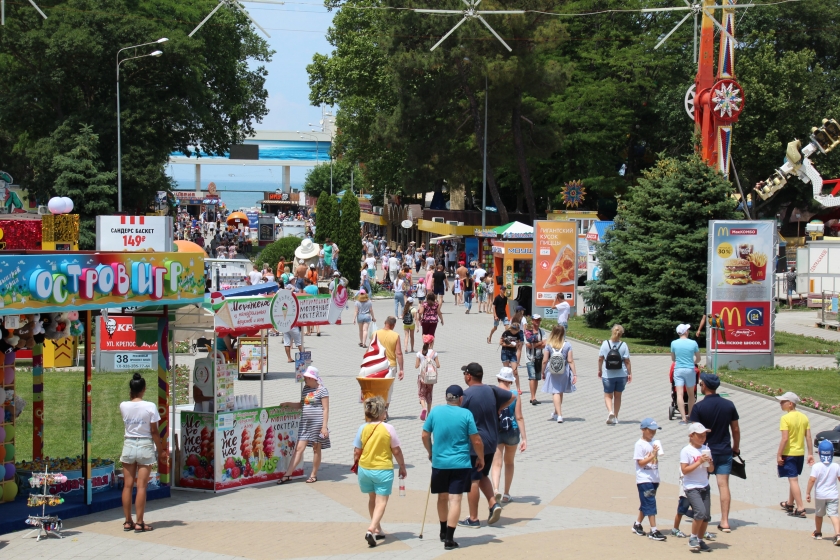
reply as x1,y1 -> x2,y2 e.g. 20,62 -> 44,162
712,82 -> 742,118
562,180 -> 587,208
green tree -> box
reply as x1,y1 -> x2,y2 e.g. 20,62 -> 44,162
314,193 -> 338,245
337,191 -> 361,290
0,0 -> 272,213
51,124 -> 116,248
584,154 -> 738,344
303,159 -> 370,199
255,237 -> 301,273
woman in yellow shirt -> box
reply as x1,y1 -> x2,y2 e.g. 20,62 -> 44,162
353,396 -> 407,547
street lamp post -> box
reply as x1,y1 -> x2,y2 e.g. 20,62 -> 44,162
297,132 -> 320,162
482,74 -> 487,229
116,38 -> 167,212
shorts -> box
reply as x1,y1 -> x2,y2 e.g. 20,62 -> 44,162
470,453 -> 495,481
602,376 -> 627,393
493,317 -> 510,328
673,367 -> 697,387
787,288 -> 795,296
403,322 -> 415,331
434,288 -> 445,296
815,498 -> 839,517
479,292 -> 487,302
283,328 -> 302,347
357,314 -> 371,324
637,482 -> 659,516
501,348 -> 518,363
357,466 -> 394,496
526,360 -> 543,381
685,485 -> 712,521
558,321 -> 568,329
498,429 -> 521,446
777,455 -> 805,478
677,495 -> 693,516
711,453 -> 732,475
120,437 -> 156,466
431,467 -> 472,495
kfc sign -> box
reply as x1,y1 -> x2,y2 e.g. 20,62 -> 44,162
99,316 -> 157,351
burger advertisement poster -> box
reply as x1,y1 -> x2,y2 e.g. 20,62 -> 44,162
708,220 -> 776,353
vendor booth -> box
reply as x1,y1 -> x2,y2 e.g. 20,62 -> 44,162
0,247 -> 205,534
177,278 -> 348,492
490,222 -> 535,314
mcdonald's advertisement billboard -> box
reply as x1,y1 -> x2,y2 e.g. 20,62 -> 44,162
708,220 -> 776,354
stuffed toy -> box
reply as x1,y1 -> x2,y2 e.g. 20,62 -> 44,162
67,311 -> 83,337
16,317 -> 36,349
44,312 -> 70,340
0,326 -> 19,353
32,314 -> 45,345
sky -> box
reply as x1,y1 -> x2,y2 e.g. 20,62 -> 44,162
167,1 -> 335,204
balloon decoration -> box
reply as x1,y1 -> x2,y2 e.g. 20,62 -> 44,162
0,426 -> 4,443
47,196 -> 74,215
0,219 -> 42,250
3,480 -> 18,501
4,462 -> 15,481
4,425 -> 14,442
0,445 -> 5,462
4,366 -> 13,385
5,443 -> 14,463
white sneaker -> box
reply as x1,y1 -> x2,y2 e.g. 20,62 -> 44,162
607,413 -> 615,425
557,415 -> 564,423
550,413 -> 558,421
613,416 -> 619,425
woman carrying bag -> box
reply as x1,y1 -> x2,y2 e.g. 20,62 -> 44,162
541,325 -> 577,424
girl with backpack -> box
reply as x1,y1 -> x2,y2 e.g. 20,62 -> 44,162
491,367 -> 527,504
417,292 -> 444,344
597,324 -> 631,425
541,325 -> 577,423
414,334 -> 440,420
402,297 -> 417,353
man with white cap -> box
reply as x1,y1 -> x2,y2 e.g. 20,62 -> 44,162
776,391 -> 814,518
680,422 -> 714,552
670,323 -> 700,424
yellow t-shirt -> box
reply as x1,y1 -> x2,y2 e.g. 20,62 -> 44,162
780,410 -> 810,456
376,329 -> 400,366
356,422 -> 400,470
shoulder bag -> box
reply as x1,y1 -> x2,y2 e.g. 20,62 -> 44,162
730,452 -> 746,479
351,422 -> 382,474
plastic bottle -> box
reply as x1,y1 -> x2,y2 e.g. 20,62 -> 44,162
399,476 -> 405,497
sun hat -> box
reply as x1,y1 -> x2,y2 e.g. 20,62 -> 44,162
688,422 -> 711,435
496,367 -> 515,383
818,440 -> 835,464
640,418 -> 661,430
776,391 -> 801,404
295,238 -> 320,260
423,334 -> 434,344
302,366 -> 321,381
676,324 -> 691,335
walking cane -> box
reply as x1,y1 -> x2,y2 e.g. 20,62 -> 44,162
418,479 -> 432,539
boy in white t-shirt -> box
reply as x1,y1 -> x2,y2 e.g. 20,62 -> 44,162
806,440 -> 840,544
632,418 -> 667,541
680,423 -> 715,552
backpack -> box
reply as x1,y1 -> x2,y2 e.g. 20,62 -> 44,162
420,351 -> 438,384
422,303 -> 439,324
547,344 -> 568,375
605,341 -> 625,370
403,306 -> 414,325
498,400 -> 515,432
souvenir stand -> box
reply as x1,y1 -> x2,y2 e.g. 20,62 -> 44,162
491,234 -> 534,316
0,249 -> 205,535
177,279 -> 348,492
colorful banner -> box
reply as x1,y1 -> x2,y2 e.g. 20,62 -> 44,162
99,316 -> 158,351
0,252 -> 204,315
179,411 -> 215,490
708,220 -> 775,354
533,221 -> 578,309
215,296 -> 274,334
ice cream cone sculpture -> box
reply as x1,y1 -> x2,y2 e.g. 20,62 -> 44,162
356,377 -> 395,404
359,334 -> 391,378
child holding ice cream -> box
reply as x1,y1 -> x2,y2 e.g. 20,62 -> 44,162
632,418 -> 667,541
680,423 -> 715,552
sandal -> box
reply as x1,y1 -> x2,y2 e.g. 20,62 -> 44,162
788,509 -> 807,518
134,522 -> 154,533
276,476 -> 292,485
123,521 -> 135,532
306,476 -> 318,483
780,501 -> 794,512
501,494 -> 512,503
716,524 -> 731,533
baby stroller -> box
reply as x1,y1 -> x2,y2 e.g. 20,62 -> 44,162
668,362 -> 700,421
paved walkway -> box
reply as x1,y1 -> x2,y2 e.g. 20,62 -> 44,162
776,309 -> 840,342
3,296 -> 839,559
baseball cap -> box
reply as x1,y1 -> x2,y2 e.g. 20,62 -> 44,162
461,362 -> 483,376
445,385 -> 464,400
688,422 -> 711,435
407,297 -> 414,302
510,322 -> 521,329
676,323 -> 691,335
776,391 -> 801,404
333,271 -> 340,277
423,334 -> 434,344
818,440 -> 835,464
358,288 -> 367,295
640,418 -> 661,430
497,367 -> 515,383
499,285 -> 507,291
309,264 -> 315,269
699,373 -> 720,390
532,314 -> 542,320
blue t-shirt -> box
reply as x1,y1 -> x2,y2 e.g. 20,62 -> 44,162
423,405 -> 477,469
462,384 -> 513,455
671,338 -> 699,369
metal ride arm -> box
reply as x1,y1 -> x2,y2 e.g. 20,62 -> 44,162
755,118 -> 840,206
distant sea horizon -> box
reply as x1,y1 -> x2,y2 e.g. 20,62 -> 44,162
171,179 -> 305,212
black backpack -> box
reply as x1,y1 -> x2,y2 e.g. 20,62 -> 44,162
605,341 -> 625,370
402,305 -> 414,325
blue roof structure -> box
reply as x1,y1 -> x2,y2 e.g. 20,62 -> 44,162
593,221 -> 615,242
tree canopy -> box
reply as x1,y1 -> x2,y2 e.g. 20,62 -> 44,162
0,0 -> 273,246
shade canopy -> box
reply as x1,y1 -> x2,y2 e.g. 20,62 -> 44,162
174,240 -> 207,256
494,221 -> 534,239
226,211 -> 249,225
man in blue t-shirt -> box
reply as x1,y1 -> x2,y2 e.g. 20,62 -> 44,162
459,362 -> 513,529
423,385 -> 482,550
689,373 -> 740,533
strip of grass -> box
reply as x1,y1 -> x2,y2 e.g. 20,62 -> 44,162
542,316 -> 840,355
13,367 -> 188,465
718,367 -> 840,416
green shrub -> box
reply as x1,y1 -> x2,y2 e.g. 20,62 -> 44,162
255,237 -> 302,272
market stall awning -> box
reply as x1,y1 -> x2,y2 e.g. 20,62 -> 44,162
360,212 -> 387,226
494,221 -> 534,239
429,234 -> 462,244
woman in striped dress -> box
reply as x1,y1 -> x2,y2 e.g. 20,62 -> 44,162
278,367 -> 330,484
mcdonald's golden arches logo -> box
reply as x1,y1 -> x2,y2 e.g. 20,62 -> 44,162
717,226 -> 730,237
719,307 -> 742,327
